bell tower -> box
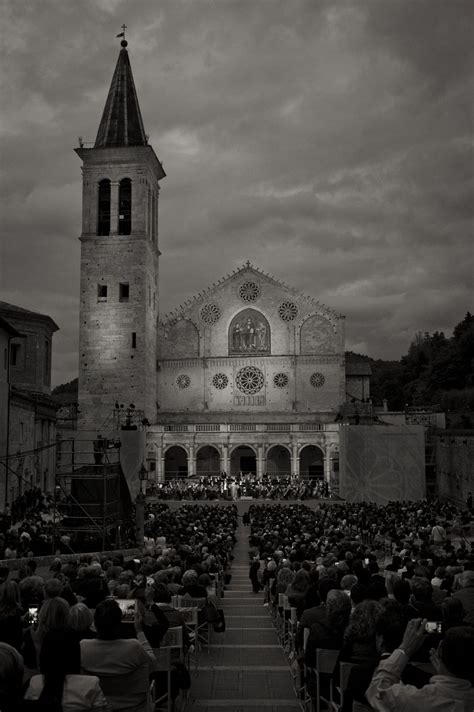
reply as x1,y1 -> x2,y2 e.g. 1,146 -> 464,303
75,38 -> 165,431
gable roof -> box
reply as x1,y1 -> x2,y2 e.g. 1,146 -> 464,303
160,261 -> 343,326
0,302 -> 59,332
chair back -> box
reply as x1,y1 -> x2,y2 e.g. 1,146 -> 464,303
315,648 -> 339,675
162,625 -> 183,649
152,645 -> 172,671
303,627 -> 310,652
180,595 -> 206,610
339,661 -> 353,691
177,606 -> 198,626
278,593 -> 285,608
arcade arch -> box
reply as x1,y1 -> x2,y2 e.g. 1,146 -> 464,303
299,445 -> 324,480
265,445 -> 291,476
230,445 -> 257,476
196,445 -> 221,475
164,445 -> 188,480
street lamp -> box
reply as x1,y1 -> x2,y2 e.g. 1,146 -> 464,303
138,464 -> 148,495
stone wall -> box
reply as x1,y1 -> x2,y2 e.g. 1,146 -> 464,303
158,266 -> 345,416
77,146 -> 163,430
436,433 -> 474,505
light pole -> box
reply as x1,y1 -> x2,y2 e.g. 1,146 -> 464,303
135,464 -> 148,547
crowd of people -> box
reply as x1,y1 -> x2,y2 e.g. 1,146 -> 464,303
248,500 -> 474,710
1,485 -> 473,710
149,474 -> 333,501
0,503 -> 237,711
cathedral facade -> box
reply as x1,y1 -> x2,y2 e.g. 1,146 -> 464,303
76,42 -> 370,485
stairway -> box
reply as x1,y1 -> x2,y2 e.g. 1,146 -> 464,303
187,521 -> 299,711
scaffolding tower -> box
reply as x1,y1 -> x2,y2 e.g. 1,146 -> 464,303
54,435 -> 125,552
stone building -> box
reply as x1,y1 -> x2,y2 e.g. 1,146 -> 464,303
0,303 -> 58,509
76,42 -> 371,485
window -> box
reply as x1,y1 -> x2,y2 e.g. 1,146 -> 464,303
118,178 -> 132,235
132,332 -> 137,348
97,284 -> 108,300
97,179 -> 111,235
119,283 -> 129,302
10,343 -> 20,366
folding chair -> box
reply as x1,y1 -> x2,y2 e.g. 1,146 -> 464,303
179,596 -> 211,651
329,661 -> 354,712
315,648 -> 340,712
151,626 -> 187,712
175,606 -> 199,672
286,606 -> 298,655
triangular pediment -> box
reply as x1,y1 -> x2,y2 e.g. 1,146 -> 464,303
160,262 -> 342,327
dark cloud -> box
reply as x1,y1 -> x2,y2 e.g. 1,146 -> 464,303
0,0 -> 472,384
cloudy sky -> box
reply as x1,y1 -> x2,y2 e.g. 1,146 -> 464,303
1,0 -> 472,386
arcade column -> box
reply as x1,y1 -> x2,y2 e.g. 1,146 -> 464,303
257,444 -> 264,479
324,445 -> 331,483
291,442 -> 300,477
188,443 -> 195,478
221,444 -> 229,475
156,445 -> 164,483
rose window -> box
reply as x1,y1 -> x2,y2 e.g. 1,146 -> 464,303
235,366 -> 265,394
176,374 -> 191,389
239,281 -> 260,302
200,303 -> 221,324
310,372 -> 325,388
273,372 -> 289,389
212,373 -> 229,390
278,301 -> 298,321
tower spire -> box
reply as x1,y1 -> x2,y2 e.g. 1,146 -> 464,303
95,35 -> 147,148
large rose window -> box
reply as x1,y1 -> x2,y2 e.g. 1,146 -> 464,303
235,366 -> 265,394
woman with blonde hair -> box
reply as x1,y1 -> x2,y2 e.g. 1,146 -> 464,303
68,603 -> 95,640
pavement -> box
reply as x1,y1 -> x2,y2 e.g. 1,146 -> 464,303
185,522 -> 299,712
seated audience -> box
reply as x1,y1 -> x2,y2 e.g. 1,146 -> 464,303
24,627 -> 108,711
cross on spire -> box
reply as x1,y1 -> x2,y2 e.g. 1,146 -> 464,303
116,24 -> 127,42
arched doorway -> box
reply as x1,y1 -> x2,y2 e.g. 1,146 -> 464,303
196,445 -> 221,476
230,446 -> 256,476
164,446 -> 188,480
266,445 -> 291,476
300,445 -> 324,480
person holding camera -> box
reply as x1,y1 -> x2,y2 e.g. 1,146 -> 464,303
366,618 -> 474,711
